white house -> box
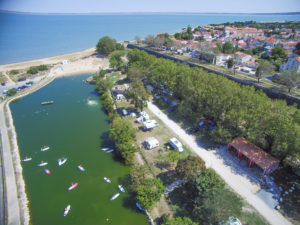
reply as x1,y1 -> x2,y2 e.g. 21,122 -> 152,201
169,137 -> 183,152
234,52 -> 255,65
280,57 -> 300,72
215,54 -> 234,67
144,137 -> 159,150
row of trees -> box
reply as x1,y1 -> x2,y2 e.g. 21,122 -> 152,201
127,49 -> 300,173
27,64 -> 48,74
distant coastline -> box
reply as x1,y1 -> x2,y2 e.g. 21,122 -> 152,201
1,9 -> 300,16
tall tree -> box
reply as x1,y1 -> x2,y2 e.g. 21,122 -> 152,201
222,42 -> 235,54
128,80 -> 150,111
109,50 -> 126,70
175,156 -> 206,182
226,58 -> 234,69
96,36 -> 123,55
194,168 -> 225,194
136,178 -> 165,210
278,70 -> 300,93
255,60 -> 274,83
271,46 -> 287,61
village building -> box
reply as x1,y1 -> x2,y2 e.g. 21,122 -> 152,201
228,137 -> 280,176
280,57 -> 300,72
234,52 -> 256,66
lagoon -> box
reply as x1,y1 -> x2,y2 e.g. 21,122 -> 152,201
10,74 -> 147,225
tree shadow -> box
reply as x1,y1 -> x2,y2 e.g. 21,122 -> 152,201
90,90 -> 99,97
157,170 -> 177,186
99,131 -> 113,149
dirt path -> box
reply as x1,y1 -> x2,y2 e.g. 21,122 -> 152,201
147,101 -> 291,225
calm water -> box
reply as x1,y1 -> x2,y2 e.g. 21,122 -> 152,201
1,12 -> 300,64
10,74 -> 147,225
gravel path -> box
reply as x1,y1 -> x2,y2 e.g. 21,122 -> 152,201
148,101 -> 291,225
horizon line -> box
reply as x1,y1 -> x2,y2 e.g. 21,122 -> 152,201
1,9 -> 300,16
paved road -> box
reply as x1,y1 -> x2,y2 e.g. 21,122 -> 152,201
0,101 -> 21,225
148,101 -> 291,225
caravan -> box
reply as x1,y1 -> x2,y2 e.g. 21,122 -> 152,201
144,137 -> 159,150
169,137 -> 184,152
143,120 -> 158,131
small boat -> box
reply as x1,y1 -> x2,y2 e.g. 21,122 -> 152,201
102,148 -> 109,151
110,193 -> 120,200
63,205 -> 71,217
77,165 -> 85,171
22,156 -> 32,162
68,182 -> 78,191
106,149 -> 114,153
44,169 -> 50,175
118,185 -> 125,193
104,177 -> 111,183
58,157 -> 67,166
41,101 -> 54,105
136,202 -> 144,211
37,161 -> 48,167
41,146 -> 50,151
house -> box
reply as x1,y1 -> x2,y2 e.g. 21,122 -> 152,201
215,53 -> 234,67
169,137 -> 183,152
234,52 -> 255,65
143,120 -> 158,131
280,57 -> 300,72
144,137 -> 159,150
228,137 -> 279,175
265,38 -> 280,47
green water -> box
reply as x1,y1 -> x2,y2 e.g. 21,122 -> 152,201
10,75 -> 147,225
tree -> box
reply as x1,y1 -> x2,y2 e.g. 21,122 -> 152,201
187,25 -> 192,35
7,88 -> 17,96
110,116 -> 136,144
164,151 -> 183,169
226,58 -> 234,69
96,36 -> 120,55
294,42 -> 300,55
193,188 -> 243,224
162,216 -> 197,225
278,70 -> 300,93
96,77 -> 114,95
175,156 -> 206,182
127,66 -> 147,82
128,80 -> 150,111
136,178 -> 165,210
222,42 -> 235,54
130,165 -> 152,192
194,168 -> 225,194
271,46 -> 287,61
109,50 -> 126,70
255,60 -> 274,83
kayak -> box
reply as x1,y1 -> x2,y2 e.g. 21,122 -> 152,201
41,146 -> 50,152
106,149 -> 114,153
102,148 -> 109,151
64,205 -> 71,217
136,202 -> 144,211
44,169 -> 50,175
110,193 -> 120,200
37,161 -> 48,167
22,157 -> 32,162
77,165 -> 85,171
118,185 -> 125,193
58,157 -> 67,166
68,182 -> 78,191
104,177 -> 111,183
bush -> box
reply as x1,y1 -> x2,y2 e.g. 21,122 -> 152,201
7,88 -> 17,96
9,70 -> 19,75
27,66 -> 39,74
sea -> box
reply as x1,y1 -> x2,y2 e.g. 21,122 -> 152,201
0,12 -> 300,65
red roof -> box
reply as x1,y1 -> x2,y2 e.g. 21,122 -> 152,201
296,57 -> 300,63
229,137 -> 279,171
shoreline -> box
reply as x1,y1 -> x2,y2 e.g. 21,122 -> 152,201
0,51 -> 110,224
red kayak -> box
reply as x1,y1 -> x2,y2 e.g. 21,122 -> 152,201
68,182 -> 78,191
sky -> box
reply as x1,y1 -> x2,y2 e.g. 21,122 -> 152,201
0,0 -> 300,14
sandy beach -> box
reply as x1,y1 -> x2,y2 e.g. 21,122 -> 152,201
0,48 -> 110,225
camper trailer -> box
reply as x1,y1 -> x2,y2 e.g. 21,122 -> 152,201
169,137 -> 183,152
143,120 -> 158,131
144,137 -> 159,150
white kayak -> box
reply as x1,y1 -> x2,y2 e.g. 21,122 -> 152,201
110,193 -> 120,201
78,165 -> 85,171
41,146 -> 50,152
58,157 -> 67,166
63,205 -> 71,216
106,149 -> 114,153
104,177 -> 111,183
22,157 -> 32,162
118,185 -> 125,193
102,148 -> 109,151
37,161 -> 48,167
